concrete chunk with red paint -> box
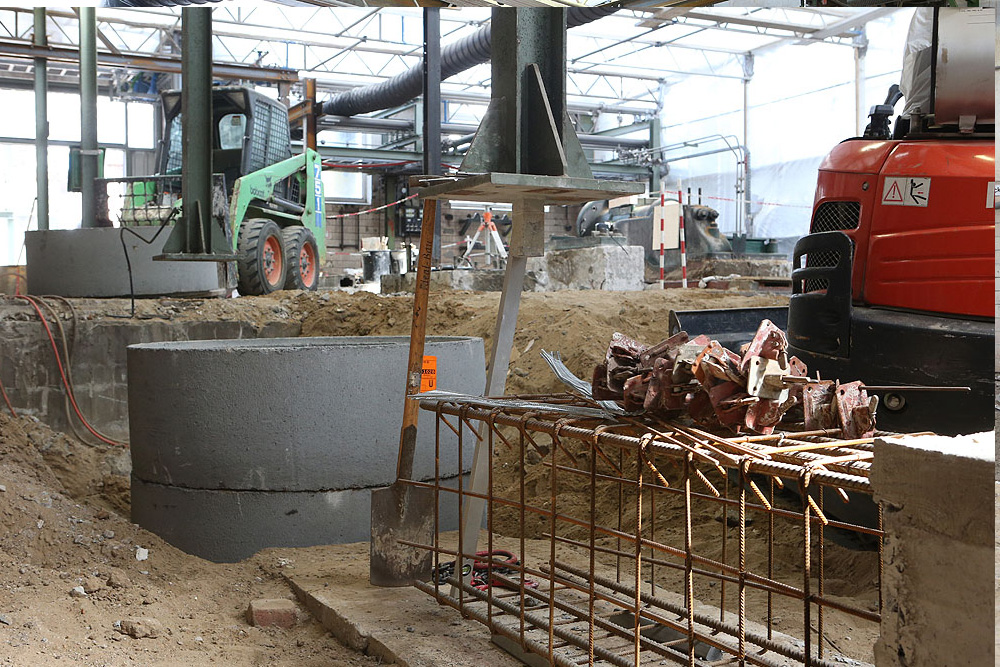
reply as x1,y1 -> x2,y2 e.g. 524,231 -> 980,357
246,599 -> 298,629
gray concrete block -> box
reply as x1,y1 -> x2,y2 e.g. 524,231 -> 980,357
131,474 -> 469,562
871,432 -> 994,544
25,228 -> 228,298
871,432 -> 994,667
530,245 -> 645,292
380,246 -> 644,294
128,336 -> 486,491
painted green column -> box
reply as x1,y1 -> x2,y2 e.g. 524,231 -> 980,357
34,8 -> 48,231
79,7 -> 97,228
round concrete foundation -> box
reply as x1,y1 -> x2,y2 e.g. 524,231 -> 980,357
128,336 -> 485,562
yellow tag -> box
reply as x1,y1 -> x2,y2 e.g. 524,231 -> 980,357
420,356 -> 438,392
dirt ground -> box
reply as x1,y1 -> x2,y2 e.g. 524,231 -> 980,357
296,287 -> 787,397
5,285 -> 877,667
0,413 -> 380,667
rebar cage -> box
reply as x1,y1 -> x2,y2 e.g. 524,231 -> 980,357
409,393 -> 889,667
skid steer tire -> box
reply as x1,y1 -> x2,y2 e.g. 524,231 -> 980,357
282,227 -> 320,291
237,219 -> 286,296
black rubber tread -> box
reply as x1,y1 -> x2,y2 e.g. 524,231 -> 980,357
282,226 -> 320,291
237,219 -> 286,296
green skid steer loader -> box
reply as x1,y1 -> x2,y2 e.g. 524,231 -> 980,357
104,86 -> 326,295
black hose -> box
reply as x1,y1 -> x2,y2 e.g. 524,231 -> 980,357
322,5 -> 620,118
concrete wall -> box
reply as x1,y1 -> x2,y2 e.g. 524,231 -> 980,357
870,432 -> 994,667
0,314 -> 299,442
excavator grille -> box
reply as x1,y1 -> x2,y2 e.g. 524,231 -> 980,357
811,200 -> 860,233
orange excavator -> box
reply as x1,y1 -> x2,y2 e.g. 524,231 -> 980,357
787,8 -> 994,436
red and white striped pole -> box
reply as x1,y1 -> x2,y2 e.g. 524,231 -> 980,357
658,190 -> 665,289
678,189 -> 688,288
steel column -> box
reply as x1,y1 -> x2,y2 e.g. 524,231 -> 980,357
79,7 -> 97,229
742,53 -> 754,238
180,7 -> 213,254
462,9 -> 591,179
33,7 -> 48,231
422,8 -> 442,263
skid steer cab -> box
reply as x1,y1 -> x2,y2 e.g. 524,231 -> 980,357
157,86 -> 326,294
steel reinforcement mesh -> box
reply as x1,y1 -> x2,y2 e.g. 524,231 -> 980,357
404,394 -> 893,667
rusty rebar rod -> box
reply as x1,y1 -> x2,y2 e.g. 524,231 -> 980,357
550,561 -> 855,667
420,400 -> 873,492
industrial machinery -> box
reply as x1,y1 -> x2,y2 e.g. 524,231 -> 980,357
787,8 -> 994,435
575,198 -> 733,274
100,86 -> 326,295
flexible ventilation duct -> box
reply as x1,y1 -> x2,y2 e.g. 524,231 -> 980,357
322,6 -> 619,117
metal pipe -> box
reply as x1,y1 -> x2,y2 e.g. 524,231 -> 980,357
321,6 -> 618,118
180,7 -> 212,253
33,7 -> 48,231
79,7 -> 97,229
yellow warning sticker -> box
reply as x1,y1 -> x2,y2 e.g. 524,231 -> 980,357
420,356 -> 438,392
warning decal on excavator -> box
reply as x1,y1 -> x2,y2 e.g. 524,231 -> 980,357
421,356 -> 438,392
882,177 -> 930,207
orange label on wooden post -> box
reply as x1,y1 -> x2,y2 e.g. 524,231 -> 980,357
420,356 -> 438,392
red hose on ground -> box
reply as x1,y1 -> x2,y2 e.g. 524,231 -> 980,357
14,295 -> 127,447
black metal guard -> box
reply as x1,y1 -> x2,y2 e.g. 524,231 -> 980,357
788,231 -> 853,358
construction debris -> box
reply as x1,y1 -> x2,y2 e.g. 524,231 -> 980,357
591,319 -> 877,437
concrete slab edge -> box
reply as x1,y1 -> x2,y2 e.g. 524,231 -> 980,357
287,575 -> 408,666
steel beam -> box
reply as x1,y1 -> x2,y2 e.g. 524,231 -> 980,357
0,39 -> 299,84
317,115 -> 649,150
33,8 -> 48,231
79,8 -> 97,229
309,145 -> 649,177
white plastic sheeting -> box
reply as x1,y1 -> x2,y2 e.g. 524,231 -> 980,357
658,10 -> 915,241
